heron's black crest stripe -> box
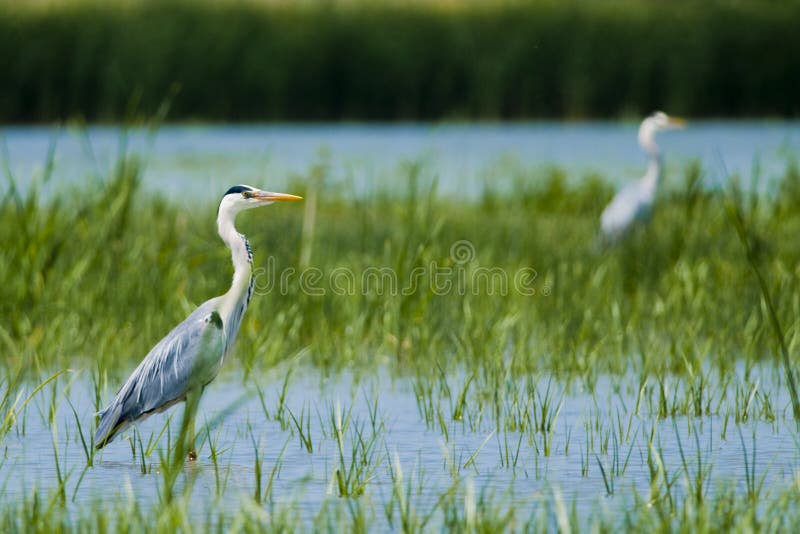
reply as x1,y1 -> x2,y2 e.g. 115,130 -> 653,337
243,236 -> 253,262
223,185 -> 254,197
243,236 -> 254,305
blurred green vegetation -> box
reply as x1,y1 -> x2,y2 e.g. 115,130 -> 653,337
1,0 -> 798,122
2,147 -> 800,385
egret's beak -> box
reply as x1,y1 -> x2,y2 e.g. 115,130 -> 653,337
667,116 -> 687,128
252,191 -> 303,202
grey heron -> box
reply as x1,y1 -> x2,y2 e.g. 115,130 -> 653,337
600,111 -> 685,242
94,185 -> 302,458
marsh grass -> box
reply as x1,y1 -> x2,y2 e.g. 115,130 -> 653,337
3,143 -> 800,530
8,157 -> 788,384
725,178 -> 800,421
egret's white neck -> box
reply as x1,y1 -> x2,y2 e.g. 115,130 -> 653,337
638,123 -> 660,159
638,123 -> 662,192
217,209 -> 254,347
641,155 -> 662,193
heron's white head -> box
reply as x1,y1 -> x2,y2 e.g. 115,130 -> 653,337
639,111 -> 686,153
218,184 -> 303,218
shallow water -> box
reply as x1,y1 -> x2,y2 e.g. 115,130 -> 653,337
3,122 -> 798,199
2,366 -> 797,529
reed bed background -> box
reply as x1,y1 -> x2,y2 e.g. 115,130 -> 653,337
1,0 -> 799,122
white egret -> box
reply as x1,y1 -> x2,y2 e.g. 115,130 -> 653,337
600,111 -> 685,243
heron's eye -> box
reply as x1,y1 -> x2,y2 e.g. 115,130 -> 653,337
242,191 -> 253,199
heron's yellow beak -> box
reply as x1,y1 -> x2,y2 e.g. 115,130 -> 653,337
668,116 -> 687,128
253,191 -> 303,202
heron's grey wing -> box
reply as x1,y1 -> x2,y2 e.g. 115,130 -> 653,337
94,302 -> 226,448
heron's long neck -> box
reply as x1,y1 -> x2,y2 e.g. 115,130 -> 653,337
217,213 -> 255,348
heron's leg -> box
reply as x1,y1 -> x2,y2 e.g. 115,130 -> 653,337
183,388 -> 202,462
187,415 -> 197,461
